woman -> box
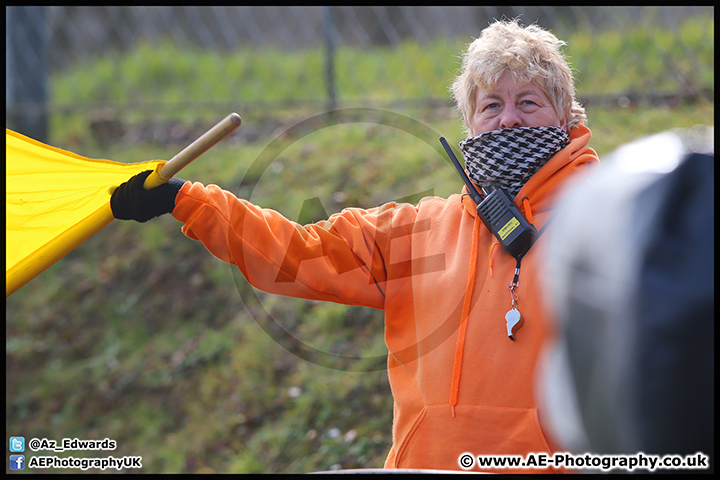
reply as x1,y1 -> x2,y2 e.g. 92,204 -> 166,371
112,19 -> 599,473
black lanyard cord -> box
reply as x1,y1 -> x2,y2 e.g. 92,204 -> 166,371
510,214 -> 556,287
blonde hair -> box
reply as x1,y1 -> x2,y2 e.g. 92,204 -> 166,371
451,19 -> 587,134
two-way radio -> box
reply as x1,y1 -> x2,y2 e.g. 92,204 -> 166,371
439,136 -> 536,259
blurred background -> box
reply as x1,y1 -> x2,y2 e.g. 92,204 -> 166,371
6,6 -> 714,474
7,6 -> 714,145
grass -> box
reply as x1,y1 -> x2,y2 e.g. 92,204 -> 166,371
47,15 -> 713,147
6,18 -> 715,474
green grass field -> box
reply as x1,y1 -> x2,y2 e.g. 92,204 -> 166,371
6,19 -> 714,473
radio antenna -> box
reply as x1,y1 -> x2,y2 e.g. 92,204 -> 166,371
439,136 -> 483,204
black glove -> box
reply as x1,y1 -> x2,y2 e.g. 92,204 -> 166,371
111,170 -> 187,222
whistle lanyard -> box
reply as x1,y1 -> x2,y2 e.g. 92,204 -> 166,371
505,215 -> 555,340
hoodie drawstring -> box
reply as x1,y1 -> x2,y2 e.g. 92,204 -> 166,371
487,241 -> 499,278
450,214 -> 482,417
450,196 -> 548,416
522,197 -> 534,224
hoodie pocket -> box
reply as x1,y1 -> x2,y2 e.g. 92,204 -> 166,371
393,404 -> 561,473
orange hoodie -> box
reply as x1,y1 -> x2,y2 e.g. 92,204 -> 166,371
172,125 -> 599,473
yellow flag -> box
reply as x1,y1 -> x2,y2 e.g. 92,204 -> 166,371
6,129 -> 165,296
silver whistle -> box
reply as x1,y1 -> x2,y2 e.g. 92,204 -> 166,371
505,308 -> 522,340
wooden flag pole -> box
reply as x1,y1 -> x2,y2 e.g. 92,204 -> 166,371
143,112 -> 242,189
7,113 -> 242,297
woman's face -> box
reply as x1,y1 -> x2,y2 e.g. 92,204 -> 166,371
469,74 -> 566,137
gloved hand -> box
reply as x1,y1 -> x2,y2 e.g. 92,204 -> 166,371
111,170 -> 187,222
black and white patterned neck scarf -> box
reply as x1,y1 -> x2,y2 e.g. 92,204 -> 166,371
459,126 -> 569,198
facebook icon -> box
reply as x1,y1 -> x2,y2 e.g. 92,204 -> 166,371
10,454 -> 25,470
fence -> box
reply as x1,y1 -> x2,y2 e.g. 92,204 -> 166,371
6,6 -> 715,143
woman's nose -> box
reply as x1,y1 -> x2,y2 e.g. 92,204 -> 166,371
499,106 -> 522,129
